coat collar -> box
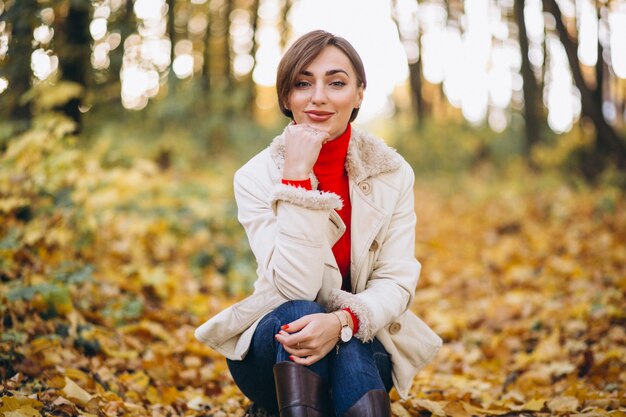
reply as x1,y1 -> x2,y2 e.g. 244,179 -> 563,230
268,125 -> 403,184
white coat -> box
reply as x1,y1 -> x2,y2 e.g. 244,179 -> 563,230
195,126 -> 442,398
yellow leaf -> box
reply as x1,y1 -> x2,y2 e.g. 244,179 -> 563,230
63,376 -> 93,405
0,396 -> 43,414
48,374 -> 67,389
412,399 -> 447,416
522,398 -> 546,411
390,402 -> 412,417
161,386 -> 180,406
547,396 -> 580,413
569,407 -> 613,417
0,397 -> 22,412
532,330 -> 562,362
444,400 -> 473,417
0,197 -> 29,213
3,408 -> 41,417
118,320 -> 174,344
118,370 -> 150,393
146,386 -> 160,405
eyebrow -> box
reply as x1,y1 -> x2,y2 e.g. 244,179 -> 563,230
300,69 -> 350,77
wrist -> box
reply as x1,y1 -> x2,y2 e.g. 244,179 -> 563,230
342,310 -> 354,331
331,311 -> 344,334
283,166 -> 310,180
332,311 -> 353,343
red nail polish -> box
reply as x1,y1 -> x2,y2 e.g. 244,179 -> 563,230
289,356 -> 295,361
282,324 -> 289,330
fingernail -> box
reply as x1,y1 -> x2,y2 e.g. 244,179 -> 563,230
281,324 -> 289,330
289,356 -> 295,361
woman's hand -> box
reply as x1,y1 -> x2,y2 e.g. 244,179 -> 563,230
282,124 -> 330,180
275,312 -> 341,366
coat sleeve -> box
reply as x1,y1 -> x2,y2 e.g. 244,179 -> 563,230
327,162 -> 421,342
234,167 -> 342,301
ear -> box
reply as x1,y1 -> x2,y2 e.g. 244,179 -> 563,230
356,86 -> 364,108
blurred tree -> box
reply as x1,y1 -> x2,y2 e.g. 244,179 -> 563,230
0,0 -> 37,132
279,0 -> 292,49
202,1 -> 212,92
392,0 -> 426,126
223,0 -> 234,91
514,0 -> 542,165
108,0 -> 135,88
247,0 -> 261,115
57,0 -> 91,131
544,0 -> 626,177
167,0 -> 176,91
407,43 -> 425,126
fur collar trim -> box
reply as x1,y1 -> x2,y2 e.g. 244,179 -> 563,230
268,126 -> 403,184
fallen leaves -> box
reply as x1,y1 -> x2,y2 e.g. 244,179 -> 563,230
1,125 -> 625,416
410,175 -> 625,416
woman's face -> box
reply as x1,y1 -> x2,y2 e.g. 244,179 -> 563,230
287,46 -> 364,140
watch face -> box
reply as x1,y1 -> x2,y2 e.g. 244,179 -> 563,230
340,327 -> 353,343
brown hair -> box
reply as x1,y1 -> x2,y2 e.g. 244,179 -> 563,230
276,30 -> 367,122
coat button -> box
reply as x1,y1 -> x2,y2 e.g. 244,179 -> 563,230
359,181 -> 371,195
388,322 -> 402,335
369,240 -> 379,251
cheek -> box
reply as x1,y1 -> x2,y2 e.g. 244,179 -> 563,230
333,93 -> 359,112
287,91 -> 308,109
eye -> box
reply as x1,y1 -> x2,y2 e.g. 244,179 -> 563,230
295,80 -> 311,88
330,81 -> 346,87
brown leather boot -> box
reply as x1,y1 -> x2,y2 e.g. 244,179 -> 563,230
273,361 -> 331,417
341,389 -> 391,417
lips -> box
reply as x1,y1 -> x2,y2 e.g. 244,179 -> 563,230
305,110 -> 334,122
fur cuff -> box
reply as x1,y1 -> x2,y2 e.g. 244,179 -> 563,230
327,289 -> 375,342
271,183 -> 343,211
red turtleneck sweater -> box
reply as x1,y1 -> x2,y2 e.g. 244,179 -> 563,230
281,124 -> 359,333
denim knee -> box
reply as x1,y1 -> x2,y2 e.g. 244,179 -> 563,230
274,300 -> 326,323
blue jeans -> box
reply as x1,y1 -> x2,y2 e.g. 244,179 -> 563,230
227,300 -> 393,416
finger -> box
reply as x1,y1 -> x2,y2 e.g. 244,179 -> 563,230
275,332 -> 309,350
290,354 -> 321,366
311,129 -> 330,141
280,316 -> 311,334
295,124 -> 329,139
282,344 -> 308,357
274,331 -> 296,346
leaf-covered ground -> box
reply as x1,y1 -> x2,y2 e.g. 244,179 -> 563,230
1,119 -> 625,416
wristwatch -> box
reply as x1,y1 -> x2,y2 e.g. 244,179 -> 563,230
333,311 -> 353,343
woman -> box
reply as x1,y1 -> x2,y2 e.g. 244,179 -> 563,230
195,30 -> 442,417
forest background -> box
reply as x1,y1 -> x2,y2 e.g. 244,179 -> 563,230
0,0 -> 625,416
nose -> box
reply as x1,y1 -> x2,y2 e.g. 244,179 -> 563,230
311,82 -> 327,104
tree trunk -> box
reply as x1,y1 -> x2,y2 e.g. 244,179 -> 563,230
279,0 -> 292,50
59,0 -> 91,131
544,0 -> 626,173
408,59 -> 425,126
223,0 -> 233,90
514,0 -> 541,163
247,0 -> 260,115
391,0 -> 426,125
202,4 -> 212,92
167,0 -> 176,91
109,0 -> 134,88
593,5 -> 604,107
2,0 -> 36,129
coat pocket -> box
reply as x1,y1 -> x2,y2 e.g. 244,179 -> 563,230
390,310 -> 443,368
